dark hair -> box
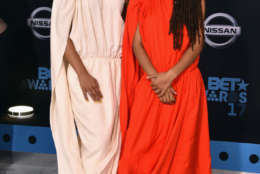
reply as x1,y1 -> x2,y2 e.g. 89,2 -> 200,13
169,0 -> 204,50
121,1 -> 129,21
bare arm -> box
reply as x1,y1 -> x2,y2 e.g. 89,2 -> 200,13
64,39 -> 87,75
133,25 -> 175,104
147,0 -> 205,98
132,25 -> 157,75
64,39 -> 102,101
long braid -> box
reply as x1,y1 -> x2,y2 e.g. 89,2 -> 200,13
169,0 -> 204,50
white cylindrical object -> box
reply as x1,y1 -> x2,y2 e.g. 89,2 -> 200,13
8,106 -> 34,119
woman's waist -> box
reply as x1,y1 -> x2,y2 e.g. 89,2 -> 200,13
76,46 -> 121,57
173,67 -> 204,86
76,53 -> 122,64
67,56 -> 121,75
150,52 -> 200,70
81,55 -> 121,60
153,62 -> 199,74
71,37 -> 122,60
137,67 -> 203,94
139,66 -> 201,84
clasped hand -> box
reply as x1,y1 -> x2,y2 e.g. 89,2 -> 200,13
147,71 -> 177,104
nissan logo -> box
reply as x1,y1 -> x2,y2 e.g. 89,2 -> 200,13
204,13 -> 241,49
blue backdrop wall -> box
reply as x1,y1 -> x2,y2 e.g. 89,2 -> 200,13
0,0 -> 259,173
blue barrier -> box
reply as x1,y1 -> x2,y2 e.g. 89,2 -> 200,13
0,124 -> 55,154
0,124 -> 259,173
211,141 -> 260,173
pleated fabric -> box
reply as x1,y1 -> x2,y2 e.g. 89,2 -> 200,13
118,0 -> 212,173
50,0 -> 124,173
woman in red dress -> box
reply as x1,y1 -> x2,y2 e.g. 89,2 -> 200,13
118,0 -> 211,173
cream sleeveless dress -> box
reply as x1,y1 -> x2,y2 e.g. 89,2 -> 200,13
50,0 -> 124,173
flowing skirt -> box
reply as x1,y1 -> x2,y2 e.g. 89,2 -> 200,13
67,57 -> 121,174
118,68 -> 211,174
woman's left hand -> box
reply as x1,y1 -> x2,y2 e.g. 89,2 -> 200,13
147,71 -> 177,97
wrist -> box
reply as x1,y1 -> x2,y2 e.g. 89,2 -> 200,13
77,68 -> 89,78
168,68 -> 178,82
147,69 -> 158,76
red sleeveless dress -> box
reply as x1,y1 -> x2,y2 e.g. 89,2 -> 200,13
118,0 -> 212,173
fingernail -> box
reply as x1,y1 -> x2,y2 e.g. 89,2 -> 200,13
95,99 -> 103,103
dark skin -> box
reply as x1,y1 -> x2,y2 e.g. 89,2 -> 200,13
133,0 -> 205,104
64,39 -> 102,102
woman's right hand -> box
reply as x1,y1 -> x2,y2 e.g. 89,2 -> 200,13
159,88 -> 176,105
78,71 -> 103,102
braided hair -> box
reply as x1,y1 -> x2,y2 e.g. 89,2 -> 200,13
169,0 -> 204,50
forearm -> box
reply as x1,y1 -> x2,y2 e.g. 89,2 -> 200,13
64,39 -> 102,101
64,39 -> 89,76
133,26 -> 157,75
168,40 -> 204,78
133,44 -> 157,75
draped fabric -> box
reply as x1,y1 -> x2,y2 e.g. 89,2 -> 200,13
118,0 -> 212,173
50,0 -> 124,173
50,0 -> 84,173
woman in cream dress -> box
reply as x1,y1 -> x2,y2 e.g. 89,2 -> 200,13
50,0 -> 125,173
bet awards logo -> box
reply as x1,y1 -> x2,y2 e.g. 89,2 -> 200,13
204,13 -> 241,48
206,76 -> 249,117
27,67 -> 51,91
27,7 -> 51,40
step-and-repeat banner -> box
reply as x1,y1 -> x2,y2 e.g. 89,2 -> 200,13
200,0 -> 260,144
0,0 -> 52,126
0,0 -> 260,172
